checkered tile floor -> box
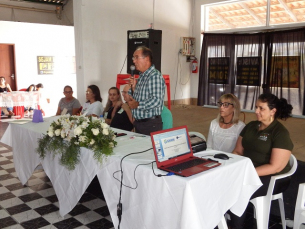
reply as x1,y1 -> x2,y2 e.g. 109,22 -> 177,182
0,145 -> 114,229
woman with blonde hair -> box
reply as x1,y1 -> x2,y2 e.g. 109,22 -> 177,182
104,86 -> 133,131
206,93 -> 245,153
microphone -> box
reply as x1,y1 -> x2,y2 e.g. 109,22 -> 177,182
130,65 -> 135,95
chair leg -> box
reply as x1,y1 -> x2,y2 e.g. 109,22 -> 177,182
218,216 -> 228,229
251,198 -> 270,229
278,198 -> 286,229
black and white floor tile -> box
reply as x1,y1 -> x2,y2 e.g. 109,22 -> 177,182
0,145 -> 114,229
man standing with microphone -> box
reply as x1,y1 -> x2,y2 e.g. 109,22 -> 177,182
127,46 -> 165,135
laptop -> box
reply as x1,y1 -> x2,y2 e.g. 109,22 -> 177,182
150,126 -> 221,177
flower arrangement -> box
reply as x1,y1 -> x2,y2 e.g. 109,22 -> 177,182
36,115 -> 117,170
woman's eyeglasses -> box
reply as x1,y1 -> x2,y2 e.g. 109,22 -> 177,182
217,102 -> 233,108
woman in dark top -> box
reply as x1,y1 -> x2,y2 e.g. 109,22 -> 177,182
103,87 -> 133,131
229,93 -> 294,228
0,76 -> 14,116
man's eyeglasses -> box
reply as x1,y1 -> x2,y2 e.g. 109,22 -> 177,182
132,56 -> 145,61
217,102 -> 233,108
64,91 -> 72,94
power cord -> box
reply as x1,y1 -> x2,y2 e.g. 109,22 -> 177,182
117,148 -> 152,229
119,55 -> 128,74
151,161 -> 174,177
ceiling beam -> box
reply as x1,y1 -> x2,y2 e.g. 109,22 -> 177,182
278,0 -> 298,22
239,2 -> 264,25
209,8 -> 236,28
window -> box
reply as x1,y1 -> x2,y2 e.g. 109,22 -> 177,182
204,0 -> 305,32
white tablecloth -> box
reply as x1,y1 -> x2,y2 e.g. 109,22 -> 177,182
0,91 -> 40,107
0,118 -> 262,228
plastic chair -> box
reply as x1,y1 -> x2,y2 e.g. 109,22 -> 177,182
161,106 -> 173,130
293,183 -> 305,229
250,154 -> 298,229
188,131 -> 206,141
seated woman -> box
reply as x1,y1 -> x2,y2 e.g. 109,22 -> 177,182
207,93 -> 245,153
229,93 -> 294,229
81,85 -> 104,117
24,83 -> 46,116
104,86 -> 133,131
56,85 -> 81,116
0,76 -> 14,116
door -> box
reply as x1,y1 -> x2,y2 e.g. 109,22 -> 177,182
0,44 -> 16,91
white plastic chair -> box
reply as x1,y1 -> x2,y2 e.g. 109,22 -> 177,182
250,154 -> 298,229
188,131 -> 206,141
293,183 -> 305,229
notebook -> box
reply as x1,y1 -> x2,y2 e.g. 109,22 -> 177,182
150,126 -> 221,177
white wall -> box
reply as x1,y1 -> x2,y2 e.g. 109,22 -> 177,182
0,21 -> 75,115
73,0 -> 195,106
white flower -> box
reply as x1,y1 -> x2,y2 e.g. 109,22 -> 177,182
81,121 -> 89,129
101,122 -> 109,129
48,131 -> 54,137
55,129 -> 61,136
103,128 -> 109,135
109,142 -> 114,147
79,135 -> 87,142
74,141 -> 79,145
48,126 -> 54,132
90,139 -> 95,145
74,126 -> 82,136
61,130 -> 66,138
92,128 -> 99,136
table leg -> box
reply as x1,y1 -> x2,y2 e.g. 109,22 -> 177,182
218,216 -> 228,229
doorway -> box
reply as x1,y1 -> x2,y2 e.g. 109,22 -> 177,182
0,44 -> 16,91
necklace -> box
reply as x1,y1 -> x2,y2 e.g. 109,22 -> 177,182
223,121 -> 232,124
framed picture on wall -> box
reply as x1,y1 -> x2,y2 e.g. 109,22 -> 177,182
270,56 -> 300,88
236,57 -> 261,86
208,57 -> 230,84
37,56 -> 54,75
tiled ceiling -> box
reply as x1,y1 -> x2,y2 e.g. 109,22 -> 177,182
207,0 -> 305,31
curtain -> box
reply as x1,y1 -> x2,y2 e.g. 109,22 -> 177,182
198,28 -> 305,115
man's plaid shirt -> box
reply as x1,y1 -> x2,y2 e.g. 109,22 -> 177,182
130,65 -> 165,120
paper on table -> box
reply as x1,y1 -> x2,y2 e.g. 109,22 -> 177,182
61,108 -> 68,115
9,119 -> 32,124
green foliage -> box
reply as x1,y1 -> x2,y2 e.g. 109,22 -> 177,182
36,115 -> 117,170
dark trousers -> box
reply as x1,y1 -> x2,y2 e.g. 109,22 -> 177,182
134,117 -> 162,135
229,175 -> 291,229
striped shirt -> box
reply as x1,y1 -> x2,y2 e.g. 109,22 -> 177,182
130,65 -> 165,120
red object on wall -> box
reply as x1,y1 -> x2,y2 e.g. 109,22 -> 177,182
116,74 -> 171,110
192,59 -> 198,73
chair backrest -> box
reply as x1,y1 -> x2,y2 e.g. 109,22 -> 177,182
267,154 -> 298,197
161,106 -> 173,130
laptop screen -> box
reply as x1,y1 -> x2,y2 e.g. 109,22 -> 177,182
151,126 -> 191,163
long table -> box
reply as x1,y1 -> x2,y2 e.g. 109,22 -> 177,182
1,117 -> 262,229
0,91 -> 41,118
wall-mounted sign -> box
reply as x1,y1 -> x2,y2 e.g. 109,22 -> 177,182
208,57 -> 229,84
236,57 -> 261,86
37,56 -> 54,75
37,56 -> 76,75
270,56 -> 300,88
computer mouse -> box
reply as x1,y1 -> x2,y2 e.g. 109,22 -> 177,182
213,153 -> 230,160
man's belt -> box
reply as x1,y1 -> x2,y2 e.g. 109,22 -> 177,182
135,115 -> 161,122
